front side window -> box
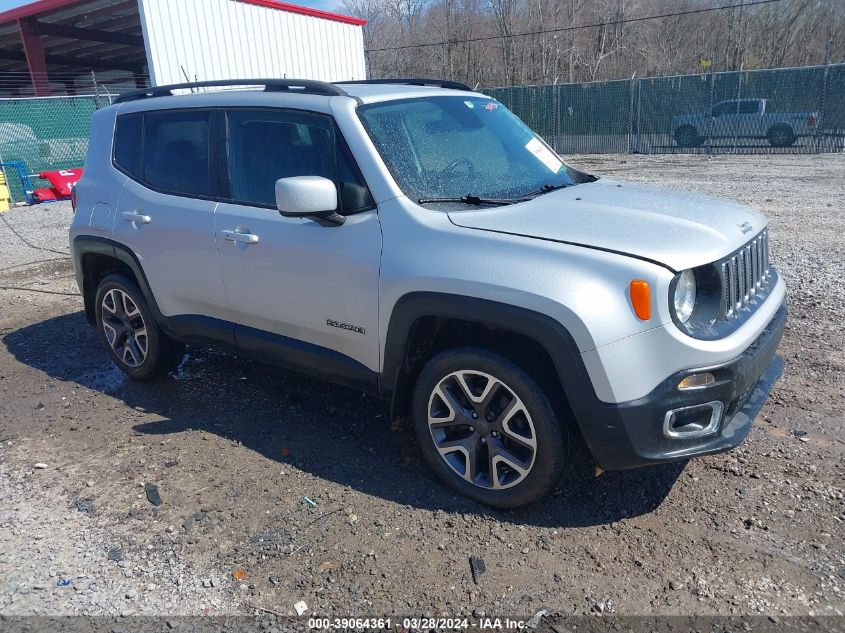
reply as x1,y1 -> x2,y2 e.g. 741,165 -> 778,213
143,110 -> 211,197
226,109 -> 374,212
357,96 -> 581,202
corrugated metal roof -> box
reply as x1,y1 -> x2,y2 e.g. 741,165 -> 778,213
0,0 -> 366,93
0,0 -> 366,27
0,0 -> 146,75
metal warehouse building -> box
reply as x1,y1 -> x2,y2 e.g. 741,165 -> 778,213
0,0 -> 367,96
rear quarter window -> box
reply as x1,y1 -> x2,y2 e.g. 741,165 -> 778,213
113,114 -> 142,178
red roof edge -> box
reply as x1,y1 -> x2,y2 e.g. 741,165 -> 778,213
0,0 -> 367,29
0,0 -> 86,26
237,0 -> 367,26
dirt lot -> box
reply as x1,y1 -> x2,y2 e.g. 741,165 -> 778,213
0,154 -> 842,621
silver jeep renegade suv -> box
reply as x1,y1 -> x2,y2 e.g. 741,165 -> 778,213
70,79 -> 786,509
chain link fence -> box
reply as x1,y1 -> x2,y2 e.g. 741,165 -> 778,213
0,71 -> 147,203
0,96 -> 99,202
0,65 -> 842,202
488,63 -> 845,155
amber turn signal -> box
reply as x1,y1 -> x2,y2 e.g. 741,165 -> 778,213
678,372 -> 716,390
630,279 -> 651,320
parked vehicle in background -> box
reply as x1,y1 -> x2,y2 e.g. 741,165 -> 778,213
70,79 -> 786,509
672,98 -> 819,148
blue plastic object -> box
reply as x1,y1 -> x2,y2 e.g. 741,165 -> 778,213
0,161 -> 36,205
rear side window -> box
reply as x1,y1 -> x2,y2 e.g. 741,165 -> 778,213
738,101 -> 759,114
225,108 -> 374,213
143,111 -> 212,197
713,102 -> 736,117
113,114 -> 142,178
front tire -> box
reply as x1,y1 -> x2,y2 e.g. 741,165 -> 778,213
412,348 -> 569,509
94,274 -> 184,380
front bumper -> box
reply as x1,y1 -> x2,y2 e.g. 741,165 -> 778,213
579,301 -> 786,470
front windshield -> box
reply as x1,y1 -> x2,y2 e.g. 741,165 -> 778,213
357,96 -> 581,202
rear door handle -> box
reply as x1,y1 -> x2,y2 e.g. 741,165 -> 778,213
121,211 -> 151,224
221,229 -> 259,244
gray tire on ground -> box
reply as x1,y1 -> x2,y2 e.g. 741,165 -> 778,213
412,347 -> 569,509
94,274 -> 185,381
767,124 -> 796,147
674,125 -> 704,148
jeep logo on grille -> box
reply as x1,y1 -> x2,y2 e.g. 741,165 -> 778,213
738,221 -> 753,234
327,319 -> 365,335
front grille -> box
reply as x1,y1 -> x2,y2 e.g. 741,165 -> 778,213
720,230 -> 770,320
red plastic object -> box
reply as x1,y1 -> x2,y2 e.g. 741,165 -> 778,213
33,187 -> 58,201
33,168 -> 83,202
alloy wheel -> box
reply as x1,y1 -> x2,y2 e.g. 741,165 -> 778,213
101,288 -> 149,368
427,370 -> 537,490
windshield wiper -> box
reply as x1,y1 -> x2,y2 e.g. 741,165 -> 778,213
417,194 -> 526,206
524,183 -> 572,198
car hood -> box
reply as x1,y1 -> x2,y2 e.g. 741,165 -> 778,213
446,179 -> 767,271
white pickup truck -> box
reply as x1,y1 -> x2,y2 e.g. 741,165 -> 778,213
672,98 -> 819,148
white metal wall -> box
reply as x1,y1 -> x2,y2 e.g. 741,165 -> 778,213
138,0 -> 367,86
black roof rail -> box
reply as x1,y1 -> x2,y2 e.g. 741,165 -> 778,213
335,78 -> 473,91
113,79 -> 349,104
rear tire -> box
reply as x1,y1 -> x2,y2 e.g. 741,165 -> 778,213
767,124 -> 796,147
412,347 -> 569,509
94,274 -> 185,380
674,125 -> 704,148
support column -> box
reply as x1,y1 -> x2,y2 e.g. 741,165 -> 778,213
18,18 -> 50,96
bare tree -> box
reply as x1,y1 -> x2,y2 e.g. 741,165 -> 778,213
342,0 -> 845,87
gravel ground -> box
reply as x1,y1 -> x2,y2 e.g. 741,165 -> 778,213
0,155 -> 842,623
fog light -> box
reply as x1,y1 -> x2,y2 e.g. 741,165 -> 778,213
663,401 -> 724,438
678,372 -> 715,390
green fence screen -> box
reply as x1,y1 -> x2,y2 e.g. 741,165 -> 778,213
1,65 -> 842,202
0,95 -> 101,202
488,63 -> 845,156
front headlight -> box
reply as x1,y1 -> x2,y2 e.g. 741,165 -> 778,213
673,269 -> 696,323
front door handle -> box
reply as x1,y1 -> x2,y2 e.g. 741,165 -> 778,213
121,211 -> 151,224
221,229 -> 259,244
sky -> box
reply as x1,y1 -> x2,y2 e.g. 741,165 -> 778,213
0,0 -> 345,14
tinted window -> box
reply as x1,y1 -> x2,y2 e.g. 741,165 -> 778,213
226,109 -> 374,212
143,110 -> 211,197
713,102 -> 737,117
738,101 -> 759,114
114,114 -> 142,178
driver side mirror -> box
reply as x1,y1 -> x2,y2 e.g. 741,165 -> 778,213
275,176 -> 345,226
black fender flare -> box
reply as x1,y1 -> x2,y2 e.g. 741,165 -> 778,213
72,236 -> 180,339
380,292 -> 602,426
